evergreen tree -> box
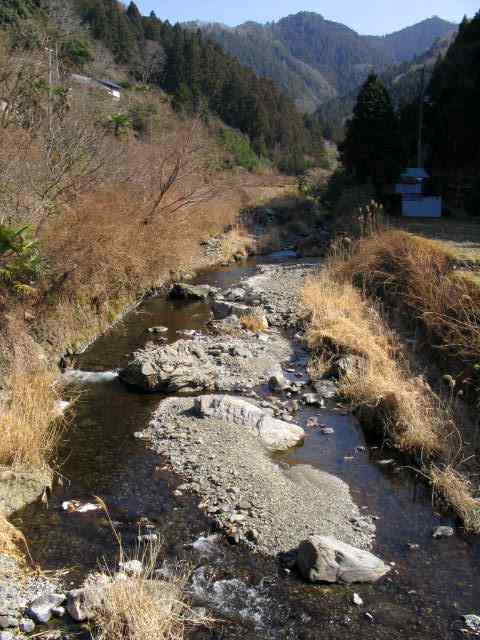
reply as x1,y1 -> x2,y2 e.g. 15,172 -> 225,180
426,12 -> 480,177
340,73 -> 402,187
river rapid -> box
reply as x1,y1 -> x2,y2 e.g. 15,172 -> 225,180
12,254 -> 480,640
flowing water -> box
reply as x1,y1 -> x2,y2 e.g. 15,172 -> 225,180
12,255 -> 480,639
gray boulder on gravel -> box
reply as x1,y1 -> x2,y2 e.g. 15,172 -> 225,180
211,299 -> 250,319
120,341 -> 217,393
268,364 -> 289,391
194,395 -> 304,451
169,283 -> 217,301
26,593 -> 66,624
296,535 -> 391,584
120,333 -> 292,394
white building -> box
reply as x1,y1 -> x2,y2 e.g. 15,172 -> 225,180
70,74 -> 122,100
395,168 -> 442,218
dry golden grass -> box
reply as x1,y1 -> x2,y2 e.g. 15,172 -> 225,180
302,271 -> 451,457
0,319 -> 64,469
0,514 -> 28,560
392,216 -> 480,265
240,311 -> 268,332
87,571 -> 188,640
219,225 -> 255,262
431,466 -> 480,533
332,229 -> 480,362
0,367 -> 63,468
86,500 -> 209,640
302,240 -> 480,531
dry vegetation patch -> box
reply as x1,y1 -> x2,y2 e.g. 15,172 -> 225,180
302,259 -> 480,532
0,318 -> 64,469
87,572 -> 188,640
302,271 -> 451,457
332,229 -> 480,362
240,311 -> 268,332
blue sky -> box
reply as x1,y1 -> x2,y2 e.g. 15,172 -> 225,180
136,0 -> 476,34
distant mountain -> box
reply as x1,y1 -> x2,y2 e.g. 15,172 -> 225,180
365,16 -> 457,63
317,31 -> 456,141
189,19 -> 338,113
189,12 -> 457,112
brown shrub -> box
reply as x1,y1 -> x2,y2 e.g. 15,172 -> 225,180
240,311 -> 268,332
302,272 -> 452,457
331,229 -> 480,362
0,315 -> 63,468
431,466 -> 480,534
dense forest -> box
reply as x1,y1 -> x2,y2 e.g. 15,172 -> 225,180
73,0 -> 326,169
194,13 -> 456,113
317,32 -> 455,142
0,0 -> 326,171
336,10 -> 480,213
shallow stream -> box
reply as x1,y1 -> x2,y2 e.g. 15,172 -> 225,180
12,255 -> 480,639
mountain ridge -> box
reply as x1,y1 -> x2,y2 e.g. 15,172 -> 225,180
187,12 -> 457,112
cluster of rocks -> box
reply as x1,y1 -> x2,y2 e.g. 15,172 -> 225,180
120,328 -> 292,394
199,236 -> 223,259
0,553 -> 64,639
240,263 -> 317,328
0,555 -> 175,639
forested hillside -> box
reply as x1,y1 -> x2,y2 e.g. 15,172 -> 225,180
194,12 -> 456,113
1,0 -> 325,169
317,32 -> 455,141
365,16 -> 456,63
188,20 -> 337,113
75,0 -> 328,166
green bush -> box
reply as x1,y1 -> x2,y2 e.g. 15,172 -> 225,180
218,128 -> 260,171
320,168 -> 358,207
0,223 -> 43,295
61,38 -> 93,68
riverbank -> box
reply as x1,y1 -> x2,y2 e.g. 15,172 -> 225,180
3,252 -> 479,640
302,234 -> 480,533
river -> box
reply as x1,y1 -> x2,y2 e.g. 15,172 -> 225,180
12,254 -> 480,639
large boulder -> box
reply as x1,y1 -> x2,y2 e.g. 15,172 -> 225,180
212,299 -> 250,320
194,394 -> 304,451
169,283 -> 217,301
120,341 -> 217,393
268,364 -> 289,391
296,535 -> 391,584
26,594 -> 66,624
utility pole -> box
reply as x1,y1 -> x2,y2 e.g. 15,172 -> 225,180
46,46 -> 53,134
417,66 -> 426,167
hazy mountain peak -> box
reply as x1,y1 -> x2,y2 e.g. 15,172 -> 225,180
189,12 -> 457,113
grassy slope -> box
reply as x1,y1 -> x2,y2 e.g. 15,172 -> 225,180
0,36 -> 296,475
302,229 -> 480,532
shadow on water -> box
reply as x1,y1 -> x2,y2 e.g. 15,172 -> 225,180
11,254 -> 480,639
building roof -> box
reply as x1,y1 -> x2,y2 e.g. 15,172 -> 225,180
97,79 -> 123,91
401,167 -> 430,180
70,74 -> 122,92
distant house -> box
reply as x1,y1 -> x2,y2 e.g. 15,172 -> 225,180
70,74 -> 122,99
395,168 -> 442,218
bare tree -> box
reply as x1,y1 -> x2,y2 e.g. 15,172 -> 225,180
40,0 -> 84,39
0,43 -> 48,130
141,119 -> 218,225
139,41 -> 165,85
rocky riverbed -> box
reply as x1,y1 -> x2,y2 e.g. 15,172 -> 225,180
4,255 -> 476,640
132,263 -> 378,557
